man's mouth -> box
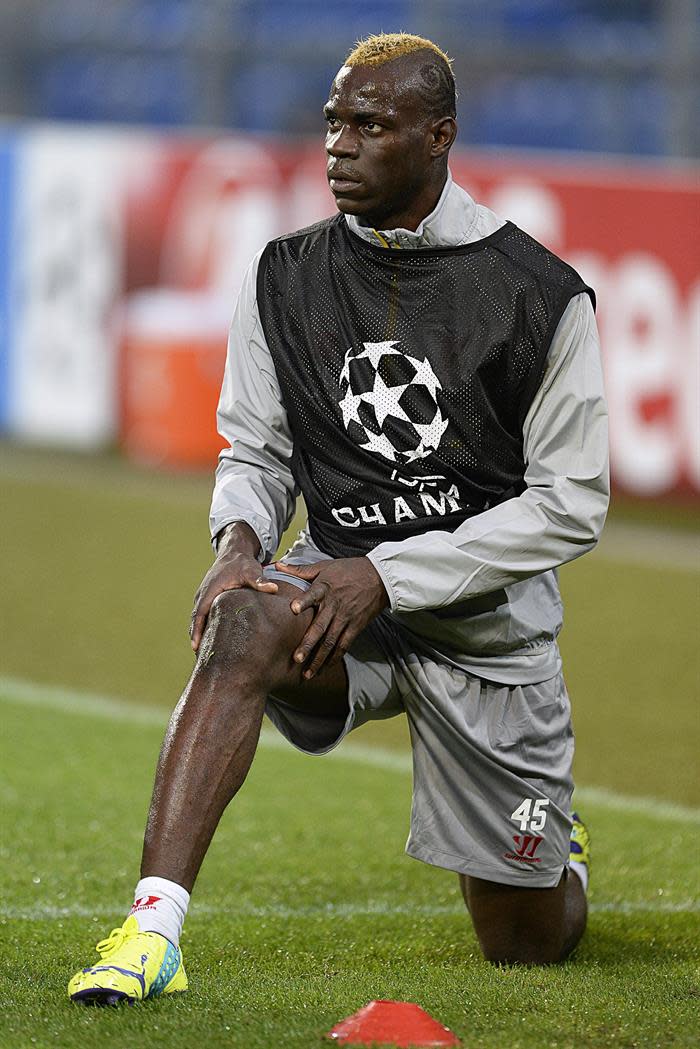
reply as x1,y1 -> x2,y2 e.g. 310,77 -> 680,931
327,169 -> 362,193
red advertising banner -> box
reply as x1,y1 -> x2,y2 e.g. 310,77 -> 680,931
121,134 -> 699,497
448,154 -> 700,501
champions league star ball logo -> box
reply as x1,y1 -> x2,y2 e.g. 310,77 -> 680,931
338,341 -> 449,465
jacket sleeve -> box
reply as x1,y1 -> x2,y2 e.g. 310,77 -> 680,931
209,250 -> 299,561
366,293 -> 610,611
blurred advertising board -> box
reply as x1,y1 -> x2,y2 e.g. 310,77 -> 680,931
0,124 -> 697,499
1,127 -> 129,446
0,130 -> 16,430
448,155 -> 700,501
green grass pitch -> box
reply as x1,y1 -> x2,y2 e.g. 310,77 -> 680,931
1,681 -> 698,1049
0,443 -> 698,1048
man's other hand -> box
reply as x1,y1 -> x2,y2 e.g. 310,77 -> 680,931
190,523 -> 277,653
273,558 -> 389,678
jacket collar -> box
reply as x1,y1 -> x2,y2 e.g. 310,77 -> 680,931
344,171 -> 482,249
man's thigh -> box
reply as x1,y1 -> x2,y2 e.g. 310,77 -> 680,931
237,578 -> 350,716
265,607 -> 404,756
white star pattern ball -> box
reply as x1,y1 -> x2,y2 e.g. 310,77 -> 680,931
338,341 -> 449,465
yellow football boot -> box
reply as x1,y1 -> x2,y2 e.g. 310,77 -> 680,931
68,915 -> 187,1005
569,811 -> 591,881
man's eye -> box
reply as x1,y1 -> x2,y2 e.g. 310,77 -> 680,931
364,122 -> 381,133
326,117 -> 341,130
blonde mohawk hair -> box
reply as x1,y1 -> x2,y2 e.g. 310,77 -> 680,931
344,32 -> 457,119
346,32 -> 453,71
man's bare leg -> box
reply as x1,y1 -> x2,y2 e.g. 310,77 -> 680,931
67,578 -> 352,1003
459,868 -> 587,965
141,583 -> 350,891
144,578 -> 587,962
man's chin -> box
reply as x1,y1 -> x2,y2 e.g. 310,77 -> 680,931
329,188 -> 390,226
332,196 -> 371,217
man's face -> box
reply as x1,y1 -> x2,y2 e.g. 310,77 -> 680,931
324,61 -> 439,230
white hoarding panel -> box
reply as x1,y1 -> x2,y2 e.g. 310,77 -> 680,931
10,127 -> 126,446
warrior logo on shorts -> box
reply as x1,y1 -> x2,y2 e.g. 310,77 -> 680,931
338,341 -> 449,465
504,835 -> 544,864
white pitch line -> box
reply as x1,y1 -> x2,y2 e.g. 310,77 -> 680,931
1,900 -> 698,922
1,675 -> 698,826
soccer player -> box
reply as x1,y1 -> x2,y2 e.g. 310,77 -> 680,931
69,32 -> 606,1004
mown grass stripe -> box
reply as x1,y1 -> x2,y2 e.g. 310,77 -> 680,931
2,450 -> 698,571
1,900 -> 698,921
593,523 -> 700,572
2,674 -> 698,825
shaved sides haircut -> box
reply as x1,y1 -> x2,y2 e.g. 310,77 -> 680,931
345,32 -> 457,120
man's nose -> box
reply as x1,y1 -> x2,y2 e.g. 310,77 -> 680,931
326,125 -> 358,158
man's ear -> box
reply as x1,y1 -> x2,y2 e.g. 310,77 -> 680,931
431,116 -> 457,158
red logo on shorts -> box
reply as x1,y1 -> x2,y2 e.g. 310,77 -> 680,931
503,835 -> 543,864
130,894 -> 161,913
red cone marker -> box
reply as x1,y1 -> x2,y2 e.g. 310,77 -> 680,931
326,1000 -> 461,1047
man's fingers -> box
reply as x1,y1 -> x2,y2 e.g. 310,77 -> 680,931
289,580 -> 330,615
304,626 -> 346,678
327,625 -> 356,668
293,606 -> 336,668
251,577 -> 279,591
190,604 -> 209,652
190,584 -> 224,651
273,561 -> 320,581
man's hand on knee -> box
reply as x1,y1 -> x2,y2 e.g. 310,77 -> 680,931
190,522 -> 279,653
273,557 -> 388,678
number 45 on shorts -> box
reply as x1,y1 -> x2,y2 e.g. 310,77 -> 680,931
510,797 -> 550,832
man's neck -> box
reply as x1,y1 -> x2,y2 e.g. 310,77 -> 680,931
345,173 -> 455,247
356,174 -> 448,234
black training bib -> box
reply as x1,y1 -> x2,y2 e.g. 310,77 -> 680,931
257,214 -> 593,559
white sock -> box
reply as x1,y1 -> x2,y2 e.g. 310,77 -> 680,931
569,861 -> 589,893
129,876 -> 190,946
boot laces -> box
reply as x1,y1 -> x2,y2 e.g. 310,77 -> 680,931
95,924 -> 133,958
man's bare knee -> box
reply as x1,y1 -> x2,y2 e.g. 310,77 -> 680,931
475,907 -> 570,966
196,587 -> 304,691
198,591 -> 277,681
460,872 -> 579,967
206,589 -> 265,646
